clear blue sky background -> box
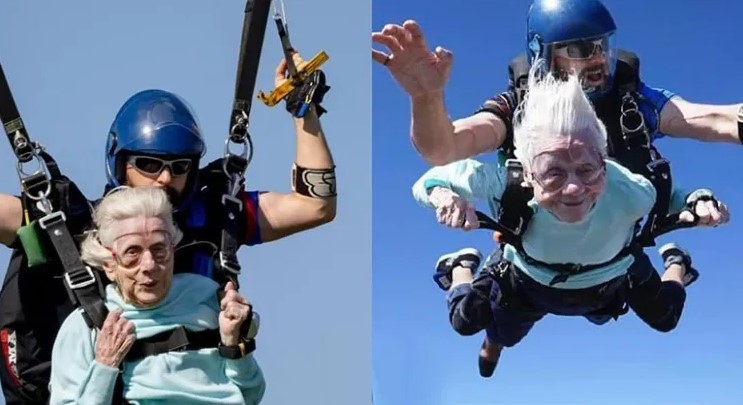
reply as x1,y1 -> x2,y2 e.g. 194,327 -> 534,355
373,1 -> 743,404
0,1 -> 370,404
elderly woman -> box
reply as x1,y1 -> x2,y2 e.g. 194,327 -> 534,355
49,186 -> 264,404
411,67 -> 730,377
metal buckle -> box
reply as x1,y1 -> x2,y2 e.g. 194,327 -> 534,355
221,193 -> 244,213
38,211 -> 67,230
222,125 -> 253,178
64,266 -> 97,290
495,215 -> 524,236
619,92 -> 650,146
218,252 -> 241,275
17,148 -> 53,202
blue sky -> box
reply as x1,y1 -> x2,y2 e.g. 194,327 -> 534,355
373,1 -> 743,404
0,1 -> 370,404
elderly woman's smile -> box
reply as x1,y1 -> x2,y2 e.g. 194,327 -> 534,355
527,136 -> 607,223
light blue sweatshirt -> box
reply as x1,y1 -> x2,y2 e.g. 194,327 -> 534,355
412,159 -> 689,289
49,273 -> 265,405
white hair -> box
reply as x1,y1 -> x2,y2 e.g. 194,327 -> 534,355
512,59 -> 608,168
80,186 -> 182,269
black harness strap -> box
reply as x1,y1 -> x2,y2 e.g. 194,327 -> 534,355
0,59 -> 107,330
0,61 -> 34,164
486,159 -> 533,247
110,327 -> 222,404
525,244 -> 635,286
215,0 -> 272,290
612,83 -> 673,247
125,327 -> 221,361
230,0 -> 271,136
42,215 -> 107,329
218,168 -> 248,289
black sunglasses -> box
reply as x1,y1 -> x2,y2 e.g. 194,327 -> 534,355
128,155 -> 192,177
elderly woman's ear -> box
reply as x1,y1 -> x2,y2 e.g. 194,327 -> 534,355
102,258 -> 117,282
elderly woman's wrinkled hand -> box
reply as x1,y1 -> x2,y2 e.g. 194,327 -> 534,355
679,189 -> 731,227
429,187 -> 479,231
219,282 -> 252,346
371,20 -> 453,98
94,309 -> 136,368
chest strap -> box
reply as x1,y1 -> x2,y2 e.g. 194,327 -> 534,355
517,244 -> 637,286
124,327 -> 222,362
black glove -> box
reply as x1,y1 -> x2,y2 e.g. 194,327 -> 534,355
285,69 -> 331,118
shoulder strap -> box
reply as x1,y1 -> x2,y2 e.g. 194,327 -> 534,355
507,54 -> 530,109
613,49 -> 640,93
197,158 -> 246,289
212,0 -> 273,291
492,159 -> 533,247
37,155 -> 108,329
0,58 -> 108,330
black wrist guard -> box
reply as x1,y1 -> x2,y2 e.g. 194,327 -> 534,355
285,70 -> 331,118
218,336 -> 256,359
291,163 -> 337,198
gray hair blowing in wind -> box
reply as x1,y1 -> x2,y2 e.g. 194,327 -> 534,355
512,60 -> 609,169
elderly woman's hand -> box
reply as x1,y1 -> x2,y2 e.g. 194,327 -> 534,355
679,189 -> 731,227
429,187 -> 479,230
95,309 -> 136,368
219,282 -> 253,346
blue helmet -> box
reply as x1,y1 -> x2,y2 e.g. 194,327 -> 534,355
526,0 -> 617,97
105,89 -> 206,207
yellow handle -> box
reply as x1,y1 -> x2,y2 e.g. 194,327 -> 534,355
257,50 -> 329,107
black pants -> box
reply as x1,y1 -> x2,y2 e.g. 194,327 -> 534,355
447,250 -> 687,347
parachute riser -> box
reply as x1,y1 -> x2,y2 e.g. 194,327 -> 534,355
256,11 -> 330,107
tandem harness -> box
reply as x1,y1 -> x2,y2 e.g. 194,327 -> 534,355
476,49 -> 702,287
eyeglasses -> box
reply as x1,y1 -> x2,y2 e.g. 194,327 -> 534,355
552,38 -> 607,60
109,240 -> 174,269
128,155 -> 192,177
531,161 -> 606,193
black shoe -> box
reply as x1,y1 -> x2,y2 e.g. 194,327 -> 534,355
478,339 -> 502,378
432,248 -> 482,291
659,243 -> 699,287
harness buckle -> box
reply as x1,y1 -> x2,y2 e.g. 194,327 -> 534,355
218,252 -> 241,276
222,135 -> 253,179
221,193 -> 244,213
493,214 -> 524,237
38,210 -> 67,229
17,147 -> 54,203
64,266 -> 97,290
